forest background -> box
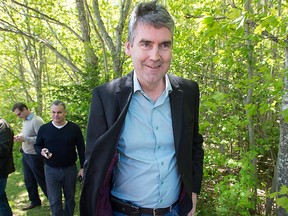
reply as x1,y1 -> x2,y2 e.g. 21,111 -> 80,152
0,0 -> 287,215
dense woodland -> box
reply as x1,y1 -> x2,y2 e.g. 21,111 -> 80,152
0,0 -> 287,215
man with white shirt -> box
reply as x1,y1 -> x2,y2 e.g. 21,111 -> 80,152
35,100 -> 85,216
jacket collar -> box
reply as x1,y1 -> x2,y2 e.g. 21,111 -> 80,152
116,71 -> 134,111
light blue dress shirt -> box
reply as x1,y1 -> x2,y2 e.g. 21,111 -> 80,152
111,72 -> 181,208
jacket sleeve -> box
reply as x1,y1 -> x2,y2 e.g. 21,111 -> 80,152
191,82 -> 204,194
85,87 -> 109,165
0,127 -> 13,159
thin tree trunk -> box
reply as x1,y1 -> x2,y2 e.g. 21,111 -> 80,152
244,0 -> 258,213
266,1 -> 282,214
75,0 -> 99,80
276,39 -> 288,216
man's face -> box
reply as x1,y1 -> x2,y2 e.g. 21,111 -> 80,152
125,23 -> 173,87
50,105 -> 66,125
14,108 -> 28,119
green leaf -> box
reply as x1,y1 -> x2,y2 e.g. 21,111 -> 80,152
259,103 -> 268,115
226,9 -> 241,20
280,109 -> 288,123
276,197 -> 288,210
245,103 -> 257,117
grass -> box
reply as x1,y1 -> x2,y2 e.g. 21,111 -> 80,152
6,150 -> 82,216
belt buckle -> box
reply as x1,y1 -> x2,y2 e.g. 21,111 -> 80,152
153,209 -> 158,216
130,205 -> 140,215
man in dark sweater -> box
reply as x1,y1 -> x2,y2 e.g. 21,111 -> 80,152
35,100 -> 85,216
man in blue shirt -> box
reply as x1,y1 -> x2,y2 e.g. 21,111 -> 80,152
80,1 -> 204,216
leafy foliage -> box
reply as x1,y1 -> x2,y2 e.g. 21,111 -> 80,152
0,0 -> 287,215
270,186 -> 288,212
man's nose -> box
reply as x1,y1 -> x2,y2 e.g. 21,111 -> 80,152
149,47 -> 160,61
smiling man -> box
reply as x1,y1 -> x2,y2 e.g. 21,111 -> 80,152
35,100 -> 85,216
80,1 -> 204,216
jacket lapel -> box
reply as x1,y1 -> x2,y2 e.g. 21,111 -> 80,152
168,75 -> 183,155
116,72 -> 134,111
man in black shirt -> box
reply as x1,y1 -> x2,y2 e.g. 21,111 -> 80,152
35,100 -> 85,216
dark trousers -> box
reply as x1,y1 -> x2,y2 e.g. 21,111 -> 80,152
45,164 -> 77,216
0,176 -> 13,216
22,153 -> 47,205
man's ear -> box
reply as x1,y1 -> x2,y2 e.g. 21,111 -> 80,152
124,41 -> 131,56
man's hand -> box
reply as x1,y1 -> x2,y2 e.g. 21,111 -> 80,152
77,168 -> 84,182
41,148 -> 52,159
187,192 -> 197,216
14,135 -> 24,142
78,168 -> 84,178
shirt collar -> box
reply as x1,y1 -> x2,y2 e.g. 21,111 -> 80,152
26,113 -> 34,121
133,71 -> 172,95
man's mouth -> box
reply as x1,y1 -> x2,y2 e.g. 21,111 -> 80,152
146,64 -> 161,69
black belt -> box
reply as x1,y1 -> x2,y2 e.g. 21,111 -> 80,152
111,196 -> 178,216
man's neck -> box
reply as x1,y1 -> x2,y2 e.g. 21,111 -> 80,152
52,120 -> 67,127
141,78 -> 166,102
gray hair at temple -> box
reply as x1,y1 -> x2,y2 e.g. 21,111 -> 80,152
127,0 -> 175,45
51,100 -> 66,111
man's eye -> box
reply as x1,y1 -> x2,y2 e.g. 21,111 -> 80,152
161,42 -> 171,49
141,42 -> 151,48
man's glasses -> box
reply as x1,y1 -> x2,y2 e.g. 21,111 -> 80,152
15,111 -> 22,116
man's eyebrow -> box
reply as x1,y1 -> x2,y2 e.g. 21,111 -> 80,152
138,39 -> 152,44
138,39 -> 172,44
161,41 -> 172,45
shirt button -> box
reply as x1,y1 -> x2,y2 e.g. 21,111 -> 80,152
161,162 -> 164,165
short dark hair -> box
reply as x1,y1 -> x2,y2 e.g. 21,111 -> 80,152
12,102 -> 28,112
127,0 -> 175,45
51,100 -> 66,111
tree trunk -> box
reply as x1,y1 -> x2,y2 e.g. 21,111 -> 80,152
276,40 -> 288,216
75,0 -> 99,81
92,0 -> 132,78
244,0 -> 258,213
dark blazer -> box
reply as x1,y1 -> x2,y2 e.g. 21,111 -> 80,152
80,71 -> 204,216
0,120 -> 15,178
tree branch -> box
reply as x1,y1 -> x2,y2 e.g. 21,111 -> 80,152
0,26 -> 84,75
184,14 -> 281,44
11,0 -> 83,41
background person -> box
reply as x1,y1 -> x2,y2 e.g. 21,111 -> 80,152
12,102 -> 47,210
0,117 -> 15,216
80,1 -> 204,216
35,100 -> 85,216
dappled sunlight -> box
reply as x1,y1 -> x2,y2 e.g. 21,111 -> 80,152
6,169 -> 81,215
6,166 -> 50,215
17,181 -> 25,187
